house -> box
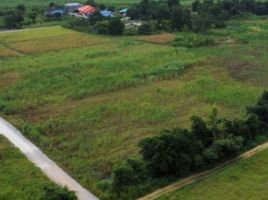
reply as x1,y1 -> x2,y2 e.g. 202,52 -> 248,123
64,3 -> 82,13
100,10 -> 114,17
78,5 -> 97,16
45,6 -> 66,17
119,8 -> 128,16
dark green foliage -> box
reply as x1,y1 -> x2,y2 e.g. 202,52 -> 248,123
112,159 -> 148,193
192,12 -> 212,33
17,4 -> 26,15
93,21 -> 109,34
63,18 -> 91,33
191,116 -> 213,146
108,17 -> 125,35
248,91 -> 268,127
170,6 -> 185,30
4,11 -> 24,28
88,12 -> 104,25
40,186 -> 77,200
28,11 -> 38,23
168,0 -> 180,8
210,135 -> 244,159
138,23 -> 153,35
139,128 -> 203,177
192,0 -> 201,12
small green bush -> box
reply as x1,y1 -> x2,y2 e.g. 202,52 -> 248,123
40,186 -> 77,200
93,21 -> 109,35
172,34 -> 214,48
124,27 -> 138,35
138,23 -> 153,35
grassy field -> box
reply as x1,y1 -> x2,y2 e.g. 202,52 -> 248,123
0,16 -> 267,199
157,148 -> 268,200
0,136 -> 59,200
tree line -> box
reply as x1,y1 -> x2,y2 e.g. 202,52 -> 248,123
128,0 -> 268,33
1,4 -> 39,29
109,91 -> 268,199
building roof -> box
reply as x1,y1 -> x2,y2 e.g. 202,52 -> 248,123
78,5 -> 97,15
100,10 -> 113,17
119,8 -> 128,13
64,3 -> 82,7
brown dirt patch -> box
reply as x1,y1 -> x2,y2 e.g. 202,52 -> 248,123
138,33 -> 176,44
0,72 -> 21,89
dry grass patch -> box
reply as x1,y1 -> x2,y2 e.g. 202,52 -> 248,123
0,27 -> 108,54
6,33 -> 107,54
0,44 -> 21,57
0,72 -> 21,89
138,33 -> 176,44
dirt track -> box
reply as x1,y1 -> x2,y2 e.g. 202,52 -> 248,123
138,141 -> 268,200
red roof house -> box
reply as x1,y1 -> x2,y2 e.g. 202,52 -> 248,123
78,5 -> 97,15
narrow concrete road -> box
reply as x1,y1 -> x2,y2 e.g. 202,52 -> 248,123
0,117 -> 99,200
138,141 -> 268,200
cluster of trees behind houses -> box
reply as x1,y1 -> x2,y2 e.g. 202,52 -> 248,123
105,91 -> 268,199
63,0 -> 268,35
1,0 -> 268,34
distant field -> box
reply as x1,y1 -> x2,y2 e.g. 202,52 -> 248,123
0,16 -> 267,199
0,136 -> 57,200
157,148 -> 268,200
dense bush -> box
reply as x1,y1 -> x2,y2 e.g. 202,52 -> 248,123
140,129 -> 203,177
40,186 -> 77,200
4,11 -> 24,28
108,17 -> 125,35
112,159 -> 148,191
93,21 -> 109,34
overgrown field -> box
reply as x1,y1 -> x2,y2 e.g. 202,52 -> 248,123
0,136 -> 58,200
0,16 -> 267,199
157,148 -> 268,200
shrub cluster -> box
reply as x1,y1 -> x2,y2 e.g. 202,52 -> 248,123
64,15 -> 125,36
110,91 -> 268,199
172,34 -> 214,48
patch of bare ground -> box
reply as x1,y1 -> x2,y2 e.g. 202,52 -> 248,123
0,72 -> 21,89
215,37 -> 236,45
217,46 -> 268,84
138,33 -> 176,44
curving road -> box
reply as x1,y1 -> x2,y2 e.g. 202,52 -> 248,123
0,117 -> 99,200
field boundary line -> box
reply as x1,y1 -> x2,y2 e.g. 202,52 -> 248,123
2,43 -> 25,55
0,117 -> 99,200
138,141 -> 268,200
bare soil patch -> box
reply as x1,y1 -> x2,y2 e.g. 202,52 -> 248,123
138,33 -> 176,44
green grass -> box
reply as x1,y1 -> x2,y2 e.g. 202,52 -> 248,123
157,148 -> 268,200
0,16 -> 267,199
0,136 -> 58,200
